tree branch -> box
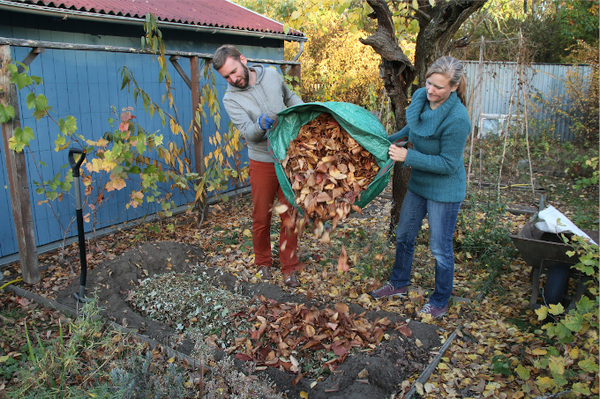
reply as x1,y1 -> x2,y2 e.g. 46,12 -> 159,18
411,3 -> 431,22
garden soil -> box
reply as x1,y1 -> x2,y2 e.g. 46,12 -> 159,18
54,238 -> 441,399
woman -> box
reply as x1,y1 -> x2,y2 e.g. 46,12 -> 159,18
369,56 -> 471,319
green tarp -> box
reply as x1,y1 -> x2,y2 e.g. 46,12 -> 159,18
268,102 -> 393,211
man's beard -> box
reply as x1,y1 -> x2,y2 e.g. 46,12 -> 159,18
232,64 -> 250,89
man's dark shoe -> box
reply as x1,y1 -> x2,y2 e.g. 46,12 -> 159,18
284,271 -> 301,287
258,266 -> 272,280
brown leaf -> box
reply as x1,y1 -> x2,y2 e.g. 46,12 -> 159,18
335,303 -> 350,314
316,192 -> 332,203
337,245 -> 349,273
257,319 -> 268,340
324,384 -> 339,393
292,372 -> 305,385
320,229 -> 331,245
332,342 -> 348,357
273,204 -> 289,215
398,324 -> 413,337
16,298 -> 31,307
235,353 -> 253,361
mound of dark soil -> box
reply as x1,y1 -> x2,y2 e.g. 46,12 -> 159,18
55,241 -> 440,398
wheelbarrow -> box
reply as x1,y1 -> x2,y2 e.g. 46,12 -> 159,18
510,218 -> 598,310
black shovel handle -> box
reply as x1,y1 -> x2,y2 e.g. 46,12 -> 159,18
68,148 -> 88,299
68,148 -> 86,178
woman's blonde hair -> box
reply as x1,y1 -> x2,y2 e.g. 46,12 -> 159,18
425,56 -> 467,105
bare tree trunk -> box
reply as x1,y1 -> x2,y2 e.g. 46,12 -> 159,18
390,158 -> 412,237
360,0 -> 415,128
414,0 -> 487,85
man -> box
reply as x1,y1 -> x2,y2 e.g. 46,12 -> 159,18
212,44 -> 305,287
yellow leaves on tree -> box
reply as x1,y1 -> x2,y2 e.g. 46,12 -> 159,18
292,15 -> 383,107
86,158 -> 116,173
86,138 -> 109,148
128,190 -> 144,209
105,175 -> 126,192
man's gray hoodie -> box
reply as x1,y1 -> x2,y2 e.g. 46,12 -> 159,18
223,64 -> 303,163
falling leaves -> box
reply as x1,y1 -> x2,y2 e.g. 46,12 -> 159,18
273,203 -> 289,215
337,245 -> 349,273
282,113 -> 380,269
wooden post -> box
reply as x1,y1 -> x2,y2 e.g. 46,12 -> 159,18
0,45 -> 40,284
190,56 -> 207,221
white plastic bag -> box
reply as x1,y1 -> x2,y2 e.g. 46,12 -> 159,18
535,205 -> 597,246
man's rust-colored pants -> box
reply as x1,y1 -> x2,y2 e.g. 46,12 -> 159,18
248,160 -> 299,274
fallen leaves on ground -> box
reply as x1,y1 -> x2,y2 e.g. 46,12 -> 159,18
227,295 -> 391,381
1,176 -> 598,397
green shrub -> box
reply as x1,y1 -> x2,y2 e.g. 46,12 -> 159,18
455,198 -> 517,297
9,298 -> 199,399
532,236 -> 599,396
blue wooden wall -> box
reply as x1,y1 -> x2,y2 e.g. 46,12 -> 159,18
0,11 -> 285,258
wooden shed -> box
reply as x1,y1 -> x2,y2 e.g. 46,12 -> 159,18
0,0 -> 306,279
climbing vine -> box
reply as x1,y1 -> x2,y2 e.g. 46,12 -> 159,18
0,12 -> 248,254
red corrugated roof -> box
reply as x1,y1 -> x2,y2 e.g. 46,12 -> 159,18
8,0 -> 304,38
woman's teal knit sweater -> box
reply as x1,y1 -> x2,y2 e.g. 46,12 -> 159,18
388,87 -> 471,203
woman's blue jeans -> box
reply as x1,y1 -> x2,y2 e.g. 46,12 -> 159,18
390,190 -> 461,308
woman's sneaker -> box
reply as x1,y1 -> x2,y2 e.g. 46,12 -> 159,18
418,303 -> 448,319
369,283 -> 408,299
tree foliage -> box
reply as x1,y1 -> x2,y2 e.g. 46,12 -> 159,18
233,0 -> 386,109
455,0 -> 599,63
297,17 -> 384,108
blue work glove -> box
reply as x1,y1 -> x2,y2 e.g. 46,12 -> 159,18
258,113 -> 278,130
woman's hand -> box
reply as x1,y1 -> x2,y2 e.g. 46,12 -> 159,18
389,144 -> 408,162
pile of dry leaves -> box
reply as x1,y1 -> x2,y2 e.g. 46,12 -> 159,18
280,113 -> 381,272
227,295 -> 392,383
281,113 -> 380,238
